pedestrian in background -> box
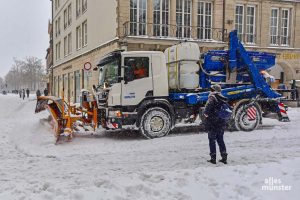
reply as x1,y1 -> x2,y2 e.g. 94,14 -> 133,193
44,88 -> 48,96
203,84 -> 228,164
36,89 -> 41,98
26,88 -> 30,98
22,89 -> 25,100
19,90 -> 22,98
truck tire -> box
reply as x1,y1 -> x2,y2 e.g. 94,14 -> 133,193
233,102 -> 262,132
140,107 -> 171,139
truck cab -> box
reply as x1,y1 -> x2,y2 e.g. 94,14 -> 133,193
96,51 -> 169,107
94,50 -> 174,137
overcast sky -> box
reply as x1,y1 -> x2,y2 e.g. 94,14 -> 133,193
0,0 -> 51,78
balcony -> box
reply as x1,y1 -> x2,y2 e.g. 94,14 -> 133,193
122,21 -> 227,42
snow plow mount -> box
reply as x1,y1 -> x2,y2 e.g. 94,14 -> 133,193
35,91 -> 98,143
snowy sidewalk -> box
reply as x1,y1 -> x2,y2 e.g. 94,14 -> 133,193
0,94 -> 299,200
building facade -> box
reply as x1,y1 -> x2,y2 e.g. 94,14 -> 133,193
50,0 -> 300,102
46,21 -> 53,92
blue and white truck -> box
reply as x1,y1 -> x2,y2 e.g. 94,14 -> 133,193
92,30 -> 287,139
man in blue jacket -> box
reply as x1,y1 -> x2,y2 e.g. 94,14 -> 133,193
203,84 -> 228,164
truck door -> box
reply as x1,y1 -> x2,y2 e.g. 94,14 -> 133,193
121,55 -> 153,106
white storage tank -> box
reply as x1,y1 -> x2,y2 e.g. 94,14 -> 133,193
164,42 -> 201,63
164,42 -> 201,90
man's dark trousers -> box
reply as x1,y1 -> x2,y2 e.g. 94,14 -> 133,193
208,129 -> 226,155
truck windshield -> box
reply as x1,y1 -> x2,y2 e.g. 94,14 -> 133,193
99,60 -> 119,87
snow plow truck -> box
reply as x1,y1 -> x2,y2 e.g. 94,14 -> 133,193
35,30 -> 289,142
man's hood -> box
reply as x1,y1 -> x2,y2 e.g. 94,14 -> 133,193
210,91 -> 227,102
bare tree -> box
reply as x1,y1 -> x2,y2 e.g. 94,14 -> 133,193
4,57 -> 45,91
0,77 -> 4,89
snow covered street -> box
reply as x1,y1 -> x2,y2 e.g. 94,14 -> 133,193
0,94 -> 299,200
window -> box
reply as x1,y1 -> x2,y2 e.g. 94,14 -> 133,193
235,5 -> 256,44
63,74 -> 68,98
235,5 -> 244,41
197,1 -> 213,40
99,60 -> 119,87
75,70 -> 81,103
153,0 -> 169,37
55,0 -> 59,10
57,76 -> 60,97
130,0 -> 147,36
76,26 -> 82,50
68,33 -> 72,54
246,6 -> 255,44
58,17 -> 61,36
54,76 -> 58,97
69,72 -> 74,101
176,0 -> 192,38
76,0 -> 82,18
55,20 -> 58,37
270,8 -> 290,46
82,20 -> 88,47
60,75 -> 64,97
281,9 -> 289,46
64,9 -> 68,29
270,8 -> 279,45
124,57 -> 149,81
64,36 -> 68,57
64,33 -> 72,56
68,4 -> 72,26
82,0 -> 87,13
83,71 -> 92,90
56,42 -> 61,60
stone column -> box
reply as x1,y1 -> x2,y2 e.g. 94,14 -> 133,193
192,0 -> 198,39
224,0 -> 235,33
170,0 -> 177,37
260,1 -> 271,47
214,0 -> 224,30
147,0 -> 154,36
294,3 -> 300,48
117,0 -> 130,37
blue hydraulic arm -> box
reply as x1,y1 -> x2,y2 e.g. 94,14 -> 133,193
228,30 -> 281,99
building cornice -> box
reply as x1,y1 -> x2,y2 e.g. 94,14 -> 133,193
52,37 -> 119,69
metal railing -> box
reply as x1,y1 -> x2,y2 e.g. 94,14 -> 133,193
122,21 -> 227,42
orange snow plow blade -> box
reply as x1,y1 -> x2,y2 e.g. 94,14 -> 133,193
35,95 -> 98,144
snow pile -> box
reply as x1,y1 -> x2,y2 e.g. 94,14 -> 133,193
0,94 -> 299,200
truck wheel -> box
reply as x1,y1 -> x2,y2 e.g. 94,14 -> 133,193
140,107 -> 171,139
234,102 -> 262,132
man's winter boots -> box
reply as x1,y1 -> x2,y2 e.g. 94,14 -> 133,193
219,153 -> 228,164
207,154 -> 216,164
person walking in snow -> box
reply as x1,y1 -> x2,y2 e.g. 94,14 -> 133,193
36,89 -> 41,98
44,88 -> 48,96
26,88 -> 30,98
203,84 -> 228,164
19,90 -> 22,98
22,89 -> 25,100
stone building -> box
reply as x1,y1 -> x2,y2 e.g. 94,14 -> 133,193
45,21 -> 53,92
50,0 -> 300,102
